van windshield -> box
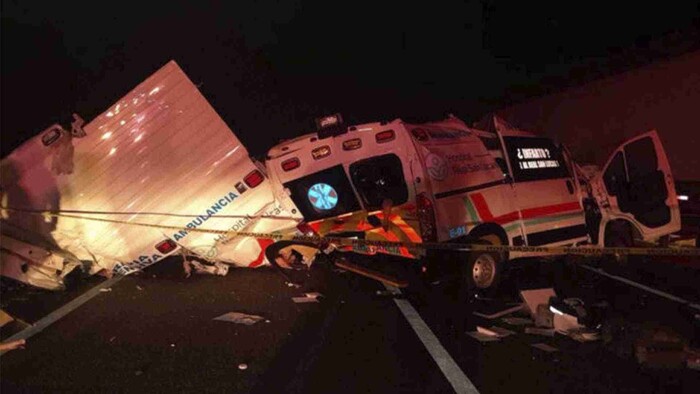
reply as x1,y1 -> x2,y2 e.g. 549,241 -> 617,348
282,165 -> 361,222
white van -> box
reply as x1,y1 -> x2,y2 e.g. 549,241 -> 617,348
265,114 -> 680,290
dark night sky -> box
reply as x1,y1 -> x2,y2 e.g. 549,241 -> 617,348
2,0 -> 699,158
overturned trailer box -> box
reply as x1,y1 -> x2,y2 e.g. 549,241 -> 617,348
0,61 -> 303,289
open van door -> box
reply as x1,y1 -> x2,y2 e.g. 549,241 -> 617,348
592,130 -> 680,241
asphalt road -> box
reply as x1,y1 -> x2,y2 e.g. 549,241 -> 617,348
1,253 -> 699,393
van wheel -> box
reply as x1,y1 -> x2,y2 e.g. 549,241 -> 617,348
604,222 -> 633,266
462,237 -> 503,292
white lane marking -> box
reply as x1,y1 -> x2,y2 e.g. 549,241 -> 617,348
0,275 -> 124,356
384,284 -> 480,394
581,265 -> 700,312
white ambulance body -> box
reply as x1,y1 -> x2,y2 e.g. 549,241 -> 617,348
265,115 -> 680,289
0,61 -> 300,289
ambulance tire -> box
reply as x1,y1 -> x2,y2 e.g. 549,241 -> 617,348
462,238 -> 504,295
603,221 -> 633,267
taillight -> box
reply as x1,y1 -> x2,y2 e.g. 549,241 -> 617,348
296,222 -> 317,236
155,239 -> 177,254
244,170 -> 265,188
375,130 -> 395,143
281,158 -> 300,171
416,193 -> 437,242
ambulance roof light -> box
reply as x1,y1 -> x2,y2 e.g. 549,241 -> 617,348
316,113 -> 347,139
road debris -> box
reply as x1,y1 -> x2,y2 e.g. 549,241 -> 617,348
0,309 -> 14,327
531,343 -> 558,352
472,301 -> 524,319
535,304 -> 554,328
0,339 -> 26,352
184,260 -> 228,277
466,331 -> 501,342
477,326 -> 515,338
304,292 -> 324,300
292,295 -> 320,303
238,363 -> 248,370
99,288 -> 112,293
501,317 -> 533,326
214,312 -> 265,325
525,327 -> 556,337
520,288 -> 556,320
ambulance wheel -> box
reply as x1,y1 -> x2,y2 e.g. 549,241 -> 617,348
462,238 -> 503,293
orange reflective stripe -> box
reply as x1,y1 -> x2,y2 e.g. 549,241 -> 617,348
391,215 -> 422,243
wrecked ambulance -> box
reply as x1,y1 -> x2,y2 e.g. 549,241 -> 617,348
0,61 -> 681,291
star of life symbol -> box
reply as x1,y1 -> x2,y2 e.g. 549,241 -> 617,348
426,153 -> 448,181
308,183 -> 338,210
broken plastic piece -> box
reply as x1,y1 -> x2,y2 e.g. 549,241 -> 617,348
485,326 -> 516,337
535,304 -> 554,328
520,288 -> 556,320
214,312 -> 265,325
0,339 -> 26,352
292,296 -> 320,303
466,331 -> 501,342
531,343 -> 558,352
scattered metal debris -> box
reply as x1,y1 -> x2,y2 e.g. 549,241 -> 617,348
214,312 -> 265,325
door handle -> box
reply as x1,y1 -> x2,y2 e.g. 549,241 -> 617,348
566,180 -> 574,194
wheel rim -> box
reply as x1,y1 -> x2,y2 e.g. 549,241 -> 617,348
472,253 -> 496,288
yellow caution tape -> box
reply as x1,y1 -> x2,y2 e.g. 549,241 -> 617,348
3,207 -> 699,257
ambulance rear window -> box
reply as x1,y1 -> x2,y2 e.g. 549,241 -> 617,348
504,136 -> 570,182
283,165 -> 361,221
349,154 -> 408,210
